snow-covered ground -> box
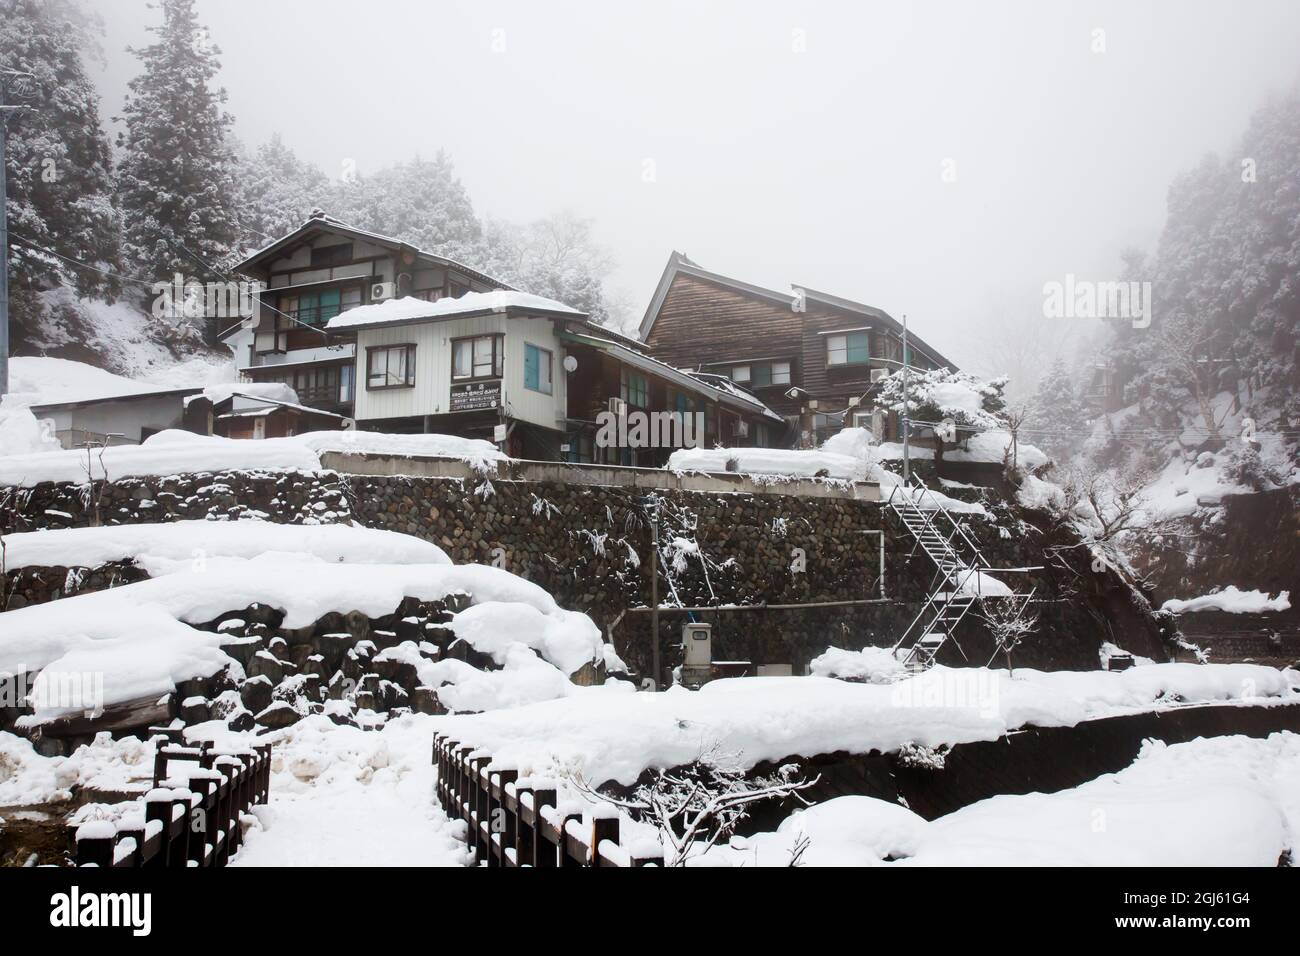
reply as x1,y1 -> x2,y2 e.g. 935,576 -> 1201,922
702,732 -> 1300,866
1162,586 -> 1292,615
225,716 -> 470,867
1,518 -> 449,573
0,521 -> 609,723
0,426 -> 506,486
434,663 -> 1297,786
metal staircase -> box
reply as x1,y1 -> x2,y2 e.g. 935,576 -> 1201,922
886,481 -> 1032,672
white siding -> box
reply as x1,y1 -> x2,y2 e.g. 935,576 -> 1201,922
352,314 -> 564,431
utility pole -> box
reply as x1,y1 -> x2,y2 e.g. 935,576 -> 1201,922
643,493 -> 661,690
0,70 -> 35,399
901,312 -> 910,485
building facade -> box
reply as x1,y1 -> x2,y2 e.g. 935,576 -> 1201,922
639,252 -> 957,445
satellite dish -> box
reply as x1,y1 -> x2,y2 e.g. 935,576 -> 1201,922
563,355 -> 578,373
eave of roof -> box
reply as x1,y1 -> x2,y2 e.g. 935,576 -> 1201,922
232,215 -> 511,291
639,252 -> 958,372
29,386 -> 204,412
562,330 -> 784,423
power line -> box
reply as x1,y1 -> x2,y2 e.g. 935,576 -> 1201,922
8,230 -> 159,287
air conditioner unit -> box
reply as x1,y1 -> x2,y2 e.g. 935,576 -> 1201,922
870,368 -> 889,383
608,397 -> 627,416
370,281 -> 396,302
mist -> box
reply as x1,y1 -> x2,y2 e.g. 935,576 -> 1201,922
87,0 -> 1300,380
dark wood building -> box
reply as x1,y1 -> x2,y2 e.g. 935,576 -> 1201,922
639,253 -> 958,445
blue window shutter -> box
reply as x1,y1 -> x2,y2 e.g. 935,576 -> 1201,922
524,344 -> 539,390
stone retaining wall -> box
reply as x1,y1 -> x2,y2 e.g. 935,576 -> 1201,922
1,462 -> 1169,679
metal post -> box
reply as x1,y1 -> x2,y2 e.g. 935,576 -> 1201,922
0,79 -> 11,398
901,313 -> 910,484
0,71 -> 35,399
648,494 -> 660,689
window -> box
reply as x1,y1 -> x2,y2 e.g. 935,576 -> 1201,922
367,344 -> 416,389
452,334 -> 504,381
524,343 -> 553,394
734,361 -> 790,388
278,287 -> 355,326
339,365 -> 353,403
827,331 -> 870,366
449,280 -> 470,299
310,243 -> 353,268
620,368 -> 649,408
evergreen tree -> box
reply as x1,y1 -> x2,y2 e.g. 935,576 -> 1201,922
478,211 -> 615,322
235,133 -> 331,250
333,152 -> 481,261
0,0 -> 119,314
1027,356 -> 1089,462
1101,87 -> 1300,452
116,0 -> 241,289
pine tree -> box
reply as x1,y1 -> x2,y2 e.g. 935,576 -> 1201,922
1027,357 -> 1088,462
333,152 -> 481,261
116,0 -> 241,291
235,133 -> 331,250
0,0 -> 119,314
478,211 -> 615,322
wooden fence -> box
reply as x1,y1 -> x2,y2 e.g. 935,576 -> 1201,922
434,734 -> 663,867
74,727 -> 271,868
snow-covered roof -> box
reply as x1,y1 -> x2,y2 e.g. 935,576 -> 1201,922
563,331 -> 784,423
325,291 -> 584,331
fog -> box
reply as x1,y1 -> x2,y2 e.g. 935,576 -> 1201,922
90,0 -> 1300,376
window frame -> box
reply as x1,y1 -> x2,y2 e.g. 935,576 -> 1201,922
620,367 -> 649,408
451,334 -> 505,383
524,342 -> 554,395
827,331 -> 870,366
365,343 -> 417,391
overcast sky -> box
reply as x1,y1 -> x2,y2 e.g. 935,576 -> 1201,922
91,0 -> 1300,370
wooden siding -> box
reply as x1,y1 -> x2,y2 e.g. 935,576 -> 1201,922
646,273 -> 805,416
645,272 -> 925,415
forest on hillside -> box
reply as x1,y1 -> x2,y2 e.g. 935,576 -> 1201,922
0,0 -> 625,362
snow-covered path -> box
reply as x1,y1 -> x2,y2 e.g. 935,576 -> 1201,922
226,714 -> 470,867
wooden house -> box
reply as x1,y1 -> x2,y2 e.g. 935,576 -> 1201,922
639,252 -> 958,445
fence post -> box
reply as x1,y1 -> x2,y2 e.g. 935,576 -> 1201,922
496,769 -> 518,865
591,814 -> 619,867
559,811 -> 582,867
168,793 -> 192,866
75,822 -> 116,868
188,779 -> 213,866
532,787 -> 557,868
143,790 -> 170,867
515,782 -> 535,866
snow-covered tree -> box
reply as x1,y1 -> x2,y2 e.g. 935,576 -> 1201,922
116,0 -> 242,290
0,0 -> 119,318
1027,357 -> 1089,463
234,134 -> 331,252
976,597 -> 1037,674
1099,86 -> 1300,462
875,367 -> 1008,471
332,152 -> 481,261
570,746 -> 817,866
478,211 -> 618,323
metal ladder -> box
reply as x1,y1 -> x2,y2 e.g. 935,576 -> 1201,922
885,481 -> 1022,672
